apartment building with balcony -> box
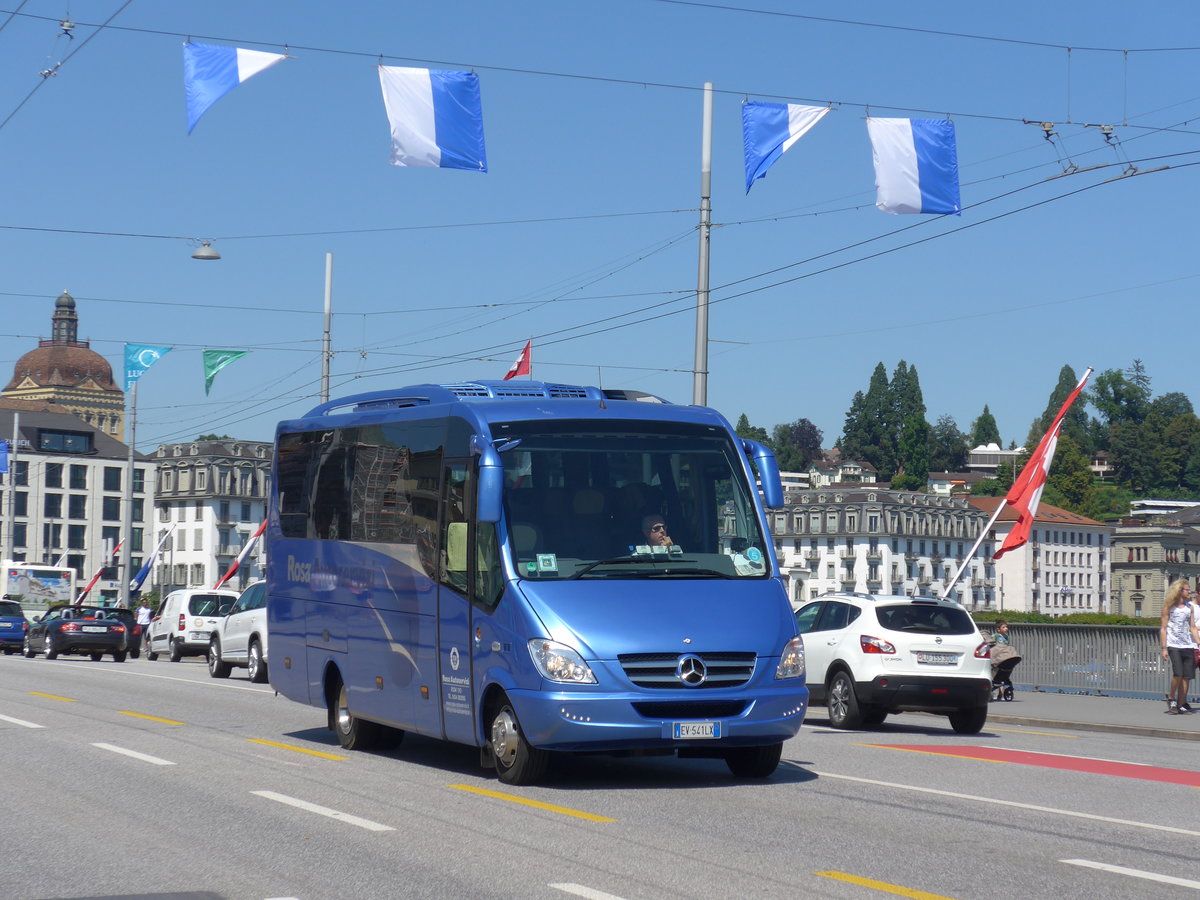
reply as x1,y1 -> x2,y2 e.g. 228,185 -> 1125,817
152,439 -> 271,593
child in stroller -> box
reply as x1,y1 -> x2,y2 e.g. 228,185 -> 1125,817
986,621 -> 1022,701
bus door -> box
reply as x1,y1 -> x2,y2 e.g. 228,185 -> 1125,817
437,461 -> 477,744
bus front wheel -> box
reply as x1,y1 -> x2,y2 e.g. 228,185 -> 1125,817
332,680 -> 381,751
488,696 -> 549,786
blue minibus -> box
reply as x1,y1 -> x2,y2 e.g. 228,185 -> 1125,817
267,380 -> 807,784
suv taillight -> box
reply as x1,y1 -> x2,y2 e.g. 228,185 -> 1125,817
177,613 -> 186,631
974,642 -> 992,659
860,635 -> 896,654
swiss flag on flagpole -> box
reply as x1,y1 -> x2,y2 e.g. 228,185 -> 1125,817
502,340 -> 532,380
993,368 -> 1092,559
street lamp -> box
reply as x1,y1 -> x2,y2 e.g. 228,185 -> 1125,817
191,241 -> 220,260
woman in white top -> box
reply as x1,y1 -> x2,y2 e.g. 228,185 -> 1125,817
1160,579 -> 1200,713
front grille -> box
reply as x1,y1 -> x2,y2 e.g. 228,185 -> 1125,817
618,652 -> 756,689
632,700 -> 748,719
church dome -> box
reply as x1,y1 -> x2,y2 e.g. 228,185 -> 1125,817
5,343 -> 121,393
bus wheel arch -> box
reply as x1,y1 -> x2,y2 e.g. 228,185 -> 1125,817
324,664 -> 381,751
485,689 -> 549,786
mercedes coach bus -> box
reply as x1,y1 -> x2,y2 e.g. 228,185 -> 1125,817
267,381 -> 807,784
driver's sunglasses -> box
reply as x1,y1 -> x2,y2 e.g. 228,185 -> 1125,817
650,524 -> 666,532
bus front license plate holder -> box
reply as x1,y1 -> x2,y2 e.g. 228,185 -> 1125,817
674,721 -> 720,740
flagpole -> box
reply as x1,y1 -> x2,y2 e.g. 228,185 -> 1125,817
692,81 -> 713,406
119,382 -> 136,608
944,499 -> 1008,598
321,252 -> 333,403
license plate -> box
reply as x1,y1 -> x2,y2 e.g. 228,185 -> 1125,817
674,721 -> 721,740
81,626 -> 107,633
916,651 -> 957,665
0,622 -> 11,628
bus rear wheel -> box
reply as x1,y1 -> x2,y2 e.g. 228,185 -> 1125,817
724,743 -> 783,778
333,680 -> 381,751
488,695 -> 549,786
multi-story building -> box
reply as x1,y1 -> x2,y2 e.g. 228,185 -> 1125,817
968,498 -> 1111,615
771,487 -> 996,609
1110,509 -> 1200,618
152,439 -> 271,592
0,402 -> 153,603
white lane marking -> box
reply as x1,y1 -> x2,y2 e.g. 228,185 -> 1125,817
814,771 -> 1200,838
252,790 -> 395,832
0,713 -> 44,728
1062,858 -> 1200,889
0,655 -> 271,693
91,742 -> 176,766
549,885 -> 631,900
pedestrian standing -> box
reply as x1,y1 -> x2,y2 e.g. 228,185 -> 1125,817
1160,579 -> 1200,713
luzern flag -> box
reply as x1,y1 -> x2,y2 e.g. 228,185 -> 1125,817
378,66 -> 487,171
993,368 -> 1092,559
203,349 -> 250,395
866,118 -> 961,215
124,344 -> 172,392
503,340 -> 531,381
742,101 -> 829,192
183,42 -> 287,133
130,525 -> 176,593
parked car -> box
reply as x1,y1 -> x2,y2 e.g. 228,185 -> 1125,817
795,592 -> 993,734
207,580 -> 268,683
23,604 -> 129,662
103,607 -> 143,658
0,597 -> 27,654
145,589 -> 237,662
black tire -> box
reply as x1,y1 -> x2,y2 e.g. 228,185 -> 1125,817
43,634 -> 58,661
169,637 -> 183,663
1003,685 -> 1014,701
725,743 -> 783,778
247,639 -> 268,683
207,638 -> 232,678
90,652 -> 103,661
826,670 -> 863,729
861,707 -> 888,727
146,638 -> 158,661
332,679 -> 381,751
488,694 -> 549,786
22,635 -> 36,658
949,706 -> 988,735
113,650 -> 127,663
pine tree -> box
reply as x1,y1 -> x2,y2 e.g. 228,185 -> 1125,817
969,405 -> 1001,447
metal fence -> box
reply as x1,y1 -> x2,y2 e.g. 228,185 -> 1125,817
1000,623 -> 1168,700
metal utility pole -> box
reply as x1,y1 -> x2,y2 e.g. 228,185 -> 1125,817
4,412 -> 18,564
119,384 -> 136,608
692,82 -> 713,407
321,252 -> 333,404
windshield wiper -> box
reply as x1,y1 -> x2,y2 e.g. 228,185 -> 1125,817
570,556 -> 697,579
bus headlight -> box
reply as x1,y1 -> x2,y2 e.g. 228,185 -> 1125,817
529,639 -> 597,684
774,636 -> 806,680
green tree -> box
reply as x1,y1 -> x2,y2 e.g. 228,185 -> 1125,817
928,414 -> 969,472
894,413 -> 930,489
1089,364 -> 1151,430
197,433 -> 234,440
1041,434 -> 1095,512
839,363 -> 897,478
969,405 -> 1001,447
771,418 -> 823,472
1026,364 -> 1091,453
734,414 -> 769,444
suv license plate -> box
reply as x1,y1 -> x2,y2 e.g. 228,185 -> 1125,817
916,651 -> 957,665
674,721 -> 720,740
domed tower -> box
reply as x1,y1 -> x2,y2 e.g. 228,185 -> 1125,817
3,291 -> 126,438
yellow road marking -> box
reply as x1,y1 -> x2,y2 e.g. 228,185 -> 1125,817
448,783 -> 615,822
247,738 -> 348,760
989,726 -> 1077,738
29,691 -> 75,702
119,711 -> 184,725
815,870 -> 957,899
855,743 -> 1020,765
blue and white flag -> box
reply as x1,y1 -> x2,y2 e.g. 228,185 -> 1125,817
184,42 -> 287,133
378,66 -> 487,171
124,344 -> 172,392
0,440 -> 8,475
130,525 -> 176,593
866,118 -> 960,215
742,101 -> 829,192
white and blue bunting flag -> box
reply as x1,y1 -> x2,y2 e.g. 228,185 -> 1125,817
742,101 -> 829,193
183,42 -> 287,133
378,66 -> 487,171
866,118 -> 961,215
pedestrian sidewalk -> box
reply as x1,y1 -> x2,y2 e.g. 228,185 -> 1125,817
985,688 -> 1200,741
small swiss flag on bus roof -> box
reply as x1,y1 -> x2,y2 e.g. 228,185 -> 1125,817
503,340 -> 531,380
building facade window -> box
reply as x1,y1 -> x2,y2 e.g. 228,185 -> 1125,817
69,465 -> 87,489
102,496 -> 120,520
103,467 -> 121,492
43,493 -> 62,517
68,495 -> 86,519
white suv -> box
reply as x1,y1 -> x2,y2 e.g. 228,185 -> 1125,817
795,592 -> 992,734
207,581 -> 268,683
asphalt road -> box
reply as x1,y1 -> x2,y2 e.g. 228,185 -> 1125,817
3,653 -> 1199,900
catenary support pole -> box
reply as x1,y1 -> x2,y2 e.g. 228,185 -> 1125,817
321,252 -> 333,404
692,82 -> 713,406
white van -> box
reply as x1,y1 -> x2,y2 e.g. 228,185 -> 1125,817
207,581 -> 268,682
145,588 -> 238,662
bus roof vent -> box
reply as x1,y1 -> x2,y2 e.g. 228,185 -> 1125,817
441,381 -> 605,401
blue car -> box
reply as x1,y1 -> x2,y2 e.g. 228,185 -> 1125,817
0,597 -> 27,654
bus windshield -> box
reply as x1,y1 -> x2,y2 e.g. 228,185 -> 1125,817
494,419 -> 770,580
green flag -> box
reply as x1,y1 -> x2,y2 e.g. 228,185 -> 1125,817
203,349 -> 249,395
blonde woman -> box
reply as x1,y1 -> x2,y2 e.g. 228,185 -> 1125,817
1160,579 -> 1200,713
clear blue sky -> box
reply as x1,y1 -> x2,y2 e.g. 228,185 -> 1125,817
1,1 -> 1197,452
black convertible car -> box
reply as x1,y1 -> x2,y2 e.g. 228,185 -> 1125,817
24,604 -> 129,662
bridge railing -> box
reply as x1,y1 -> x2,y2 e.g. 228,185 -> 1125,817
998,623 -> 1167,699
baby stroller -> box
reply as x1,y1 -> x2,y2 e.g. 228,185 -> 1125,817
989,642 -> 1022,701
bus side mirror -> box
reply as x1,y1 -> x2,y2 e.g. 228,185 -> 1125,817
446,522 -> 467,574
471,435 -> 503,523
741,438 -> 784,509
